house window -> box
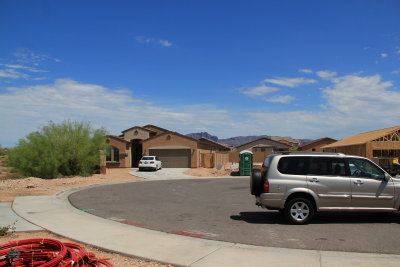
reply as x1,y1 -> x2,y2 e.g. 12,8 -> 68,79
106,146 -> 120,162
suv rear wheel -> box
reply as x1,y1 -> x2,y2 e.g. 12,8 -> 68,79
284,198 -> 314,225
250,168 -> 263,196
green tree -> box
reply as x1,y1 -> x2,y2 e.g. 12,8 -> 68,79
8,121 -> 107,179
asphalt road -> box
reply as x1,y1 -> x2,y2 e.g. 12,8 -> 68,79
69,178 -> 400,254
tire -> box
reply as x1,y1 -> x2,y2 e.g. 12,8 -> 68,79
138,168 -> 143,172
284,198 -> 314,225
250,168 -> 263,196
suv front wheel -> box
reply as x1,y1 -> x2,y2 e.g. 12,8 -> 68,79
284,198 -> 314,225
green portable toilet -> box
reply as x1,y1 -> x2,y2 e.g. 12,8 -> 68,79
239,150 -> 253,176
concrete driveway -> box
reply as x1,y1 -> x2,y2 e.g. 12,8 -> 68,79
130,168 -> 197,180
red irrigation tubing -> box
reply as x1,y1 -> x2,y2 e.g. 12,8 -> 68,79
0,238 -> 113,267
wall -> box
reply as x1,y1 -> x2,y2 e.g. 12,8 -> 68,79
198,150 -> 230,168
106,137 -> 131,168
323,144 -> 366,157
123,128 -> 150,142
143,125 -> 168,136
228,151 -> 276,164
197,140 -> 230,151
366,141 -> 400,159
300,139 -> 337,152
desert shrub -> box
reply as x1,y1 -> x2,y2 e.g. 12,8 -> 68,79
8,121 -> 107,179
0,145 -> 8,157
0,221 -> 16,236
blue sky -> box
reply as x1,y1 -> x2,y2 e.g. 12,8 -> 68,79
1,0 -> 400,146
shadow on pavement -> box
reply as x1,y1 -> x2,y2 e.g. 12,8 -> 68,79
230,211 -> 287,224
231,211 -> 400,224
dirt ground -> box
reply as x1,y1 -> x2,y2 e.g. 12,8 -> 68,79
0,167 -> 235,202
0,167 -> 228,266
0,168 -> 144,202
184,163 -> 262,177
184,166 -> 234,177
0,168 -> 168,266
0,146 -> 240,266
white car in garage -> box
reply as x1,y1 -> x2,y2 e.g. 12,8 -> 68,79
138,156 -> 162,171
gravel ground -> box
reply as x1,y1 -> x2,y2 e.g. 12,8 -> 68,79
0,168 -> 143,202
0,167 -> 227,266
0,168 -> 172,267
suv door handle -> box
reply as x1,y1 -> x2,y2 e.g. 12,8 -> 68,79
309,178 -> 320,183
353,180 -> 364,185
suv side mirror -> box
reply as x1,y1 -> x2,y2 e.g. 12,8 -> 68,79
384,173 -> 391,182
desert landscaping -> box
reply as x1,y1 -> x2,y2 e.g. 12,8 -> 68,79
0,168 -> 162,266
0,165 -> 231,266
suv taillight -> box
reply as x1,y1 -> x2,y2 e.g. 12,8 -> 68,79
263,179 -> 269,193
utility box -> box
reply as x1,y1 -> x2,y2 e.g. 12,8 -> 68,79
239,150 -> 253,176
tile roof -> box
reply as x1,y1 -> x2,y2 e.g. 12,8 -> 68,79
121,126 -> 153,133
106,135 -> 130,143
236,137 -> 291,149
198,137 -> 231,149
299,137 -> 337,148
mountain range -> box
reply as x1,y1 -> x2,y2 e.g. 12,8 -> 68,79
186,132 -> 311,147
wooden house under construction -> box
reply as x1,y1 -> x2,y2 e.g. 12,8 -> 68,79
323,126 -> 400,167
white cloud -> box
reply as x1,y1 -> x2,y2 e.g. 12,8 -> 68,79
381,53 -> 388,58
263,95 -> 294,104
135,36 -> 173,47
392,69 -> 400,75
0,69 -> 28,79
159,40 -> 172,47
0,64 -> 47,73
322,74 -> 397,114
14,47 -> 59,65
0,79 -> 233,145
299,69 -> 313,74
0,49 -> 56,83
316,70 -> 338,79
264,77 -> 317,87
244,73 -> 400,139
243,85 -> 278,96
2,73 -> 399,146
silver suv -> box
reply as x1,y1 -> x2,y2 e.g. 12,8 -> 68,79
250,152 -> 400,224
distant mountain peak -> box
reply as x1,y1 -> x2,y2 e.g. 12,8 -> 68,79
186,132 -> 219,142
186,132 -> 312,147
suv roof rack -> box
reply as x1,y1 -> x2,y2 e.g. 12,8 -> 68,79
281,152 -> 345,156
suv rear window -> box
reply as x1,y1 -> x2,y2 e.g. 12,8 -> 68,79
141,156 -> 154,160
309,157 -> 346,176
278,157 -> 308,175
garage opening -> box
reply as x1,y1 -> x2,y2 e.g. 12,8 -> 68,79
149,149 -> 191,168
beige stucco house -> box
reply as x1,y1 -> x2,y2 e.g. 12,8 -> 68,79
235,137 -> 291,153
106,125 -> 230,168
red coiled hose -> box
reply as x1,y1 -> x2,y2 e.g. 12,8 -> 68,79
0,238 -> 113,266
